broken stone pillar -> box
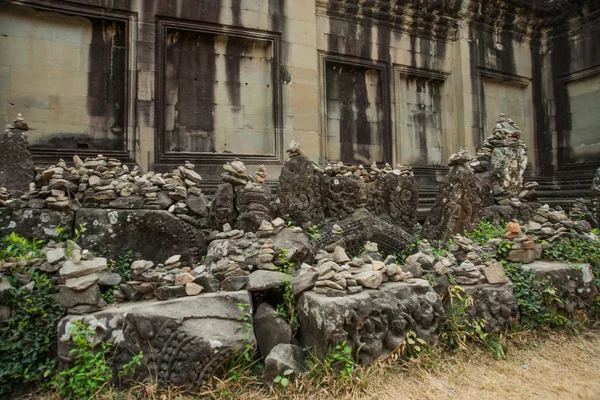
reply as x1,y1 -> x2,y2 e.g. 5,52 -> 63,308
422,150 -> 483,242
0,124 -> 34,196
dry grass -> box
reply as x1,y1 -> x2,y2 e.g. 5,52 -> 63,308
26,330 -> 600,400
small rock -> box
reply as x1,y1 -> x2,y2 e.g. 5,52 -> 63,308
185,282 -> 203,296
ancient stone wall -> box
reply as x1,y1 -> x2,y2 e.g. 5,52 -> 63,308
0,0 -> 597,201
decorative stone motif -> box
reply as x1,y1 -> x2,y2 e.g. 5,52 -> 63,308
57,291 -> 255,391
298,280 -> 442,365
422,150 -> 483,242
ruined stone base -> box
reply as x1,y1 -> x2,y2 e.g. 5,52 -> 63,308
76,208 -> 205,265
463,282 -> 518,332
523,260 -> 598,315
297,279 -> 442,365
57,291 -> 254,391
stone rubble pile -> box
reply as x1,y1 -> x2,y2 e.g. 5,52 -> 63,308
204,218 -> 311,292
115,254 -> 208,302
1,154 -> 211,222
525,203 -> 594,241
310,241 -> 411,297
322,161 -> 413,181
55,247 -> 111,314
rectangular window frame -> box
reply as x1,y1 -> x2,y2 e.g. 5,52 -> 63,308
318,52 -> 392,165
4,0 -> 136,164
155,18 -> 283,166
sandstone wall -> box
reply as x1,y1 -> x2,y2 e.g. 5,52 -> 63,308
0,0 -> 598,198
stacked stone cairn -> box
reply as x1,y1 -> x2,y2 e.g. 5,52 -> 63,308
468,114 -> 538,206
55,246 -> 111,314
4,155 -> 210,224
114,254 -> 206,302
311,241 -> 410,297
202,217 -> 311,292
525,203 -> 595,241
322,161 -> 413,181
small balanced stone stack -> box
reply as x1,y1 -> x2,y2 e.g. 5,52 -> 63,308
312,241 -> 409,297
502,221 -> 539,264
57,248 -> 110,313
205,217 -> 309,291
321,160 -> 413,183
468,114 -> 538,206
115,254 -> 206,302
222,159 -> 250,185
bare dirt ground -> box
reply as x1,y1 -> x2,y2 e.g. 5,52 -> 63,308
30,330 -> 600,400
369,330 -> 600,400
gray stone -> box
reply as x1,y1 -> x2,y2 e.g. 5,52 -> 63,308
75,209 -> 205,266
0,209 -> 74,241
57,285 -> 100,308
57,291 -> 255,391
221,276 -> 248,291
254,303 -> 292,357
119,283 -> 142,301
463,283 -> 518,332
263,344 -> 306,385
272,228 -> 312,265
194,273 -> 221,292
59,258 -> 108,278
353,271 -> 383,289
291,268 -> 318,296
522,260 -> 598,314
246,271 -> 289,292
298,280 -> 442,364
46,248 -> 66,264
65,274 -> 99,291
332,246 -> 351,263
154,285 -> 186,300
0,129 -> 34,195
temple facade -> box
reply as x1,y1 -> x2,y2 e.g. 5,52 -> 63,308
0,0 -> 599,205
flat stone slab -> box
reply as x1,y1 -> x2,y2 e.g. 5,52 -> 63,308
246,270 -> 289,292
57,291 -> 254,390
297,279 -> 442,365
60,258 -> 108,278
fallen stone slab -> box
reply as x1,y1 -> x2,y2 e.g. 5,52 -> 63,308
75,208 -> 205,265
263,344 -> 306,386
298,279 -> 442,365
57,291 -> 255,390
254,303 -> 292,357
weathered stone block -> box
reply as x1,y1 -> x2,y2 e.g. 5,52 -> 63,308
0,208 -> 74,241
0,129 -> 34,195
75,209 -> 205,265
57,291 -> 255,390
522,260 -> 598,314
463,282 -> 518,332
298,280 -> 442,365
